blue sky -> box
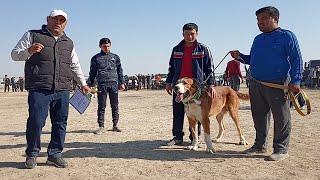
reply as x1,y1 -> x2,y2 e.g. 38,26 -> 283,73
1,0 -> 319,77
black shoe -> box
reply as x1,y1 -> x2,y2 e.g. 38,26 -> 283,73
112,126 -> 122,132
25,156 -> 37,169
46,157 -> 68,168
167,138 -> 183,146
243,146 -> 267,155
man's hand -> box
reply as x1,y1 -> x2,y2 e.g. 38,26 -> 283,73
165,84 -> 172,95
119,84 -> 125,91
28,43 -> 44,55
209,85 -> 217,99
288,83 -> 301,93
229,50 -> 240,59
81,85 -> 91,94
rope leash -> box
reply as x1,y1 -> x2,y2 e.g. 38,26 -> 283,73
254,79 -> 311,116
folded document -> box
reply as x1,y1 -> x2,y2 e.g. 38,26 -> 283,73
69,88 -> 91,114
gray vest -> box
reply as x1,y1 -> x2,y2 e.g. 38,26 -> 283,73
25,25 -> 74,90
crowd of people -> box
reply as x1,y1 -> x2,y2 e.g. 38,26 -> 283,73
2,75 -> 24,92
123,73 -> 166,90
302,65 -> 320,89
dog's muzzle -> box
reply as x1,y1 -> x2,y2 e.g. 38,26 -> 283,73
174,83 -> 188,103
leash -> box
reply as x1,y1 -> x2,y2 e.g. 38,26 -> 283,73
253,78 -> 311,116
201,52 -> 230,86
214,52 -> 230,71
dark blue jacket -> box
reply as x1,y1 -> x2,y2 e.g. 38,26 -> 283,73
166,40 -> 214,85
87,51 -> 124,86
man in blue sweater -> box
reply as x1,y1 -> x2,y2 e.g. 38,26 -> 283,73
230,6 -> 303,161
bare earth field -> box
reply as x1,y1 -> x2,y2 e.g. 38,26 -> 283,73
0,87 -> 319,180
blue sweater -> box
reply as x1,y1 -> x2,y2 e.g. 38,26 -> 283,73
239,28 -> 303,84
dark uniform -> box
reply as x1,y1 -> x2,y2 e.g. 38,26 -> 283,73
3,76 -> 10,92
87,50 -> 124,129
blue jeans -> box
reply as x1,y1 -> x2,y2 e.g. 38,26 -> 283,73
26,90 -> 70,158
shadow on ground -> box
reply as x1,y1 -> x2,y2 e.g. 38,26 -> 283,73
0,139 -> 266,169
0,130 -> 93,137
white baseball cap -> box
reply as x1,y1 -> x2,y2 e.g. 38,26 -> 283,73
49,9 -> 68,20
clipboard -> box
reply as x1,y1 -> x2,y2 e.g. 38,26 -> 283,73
69,88 -> 91,114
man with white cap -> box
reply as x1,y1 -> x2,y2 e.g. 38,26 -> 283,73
11,9 -> 90,169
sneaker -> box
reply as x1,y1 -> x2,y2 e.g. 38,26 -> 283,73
93,127 -> 104,135
25,156 -> 37,169
243,146 -> 267,155
112,126 -> 122,132
166,137 -> 183,146
46,157 -> 68,168
266,152 -> 289,161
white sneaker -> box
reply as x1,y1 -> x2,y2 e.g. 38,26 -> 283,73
93,127 -> 104,135
266,152 -> 289,161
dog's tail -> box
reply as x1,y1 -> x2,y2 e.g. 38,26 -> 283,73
236,92 -> 250,100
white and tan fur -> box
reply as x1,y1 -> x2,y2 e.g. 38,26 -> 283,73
174,78 -> 249,154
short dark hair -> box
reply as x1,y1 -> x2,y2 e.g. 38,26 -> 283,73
183,23 -> 198,32
256,6 -> 279,22
99,38 -> 111,46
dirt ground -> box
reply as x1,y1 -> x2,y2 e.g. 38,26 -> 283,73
0,86 -> 319,180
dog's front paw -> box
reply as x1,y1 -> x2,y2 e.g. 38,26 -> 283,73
186,145 -> 198,151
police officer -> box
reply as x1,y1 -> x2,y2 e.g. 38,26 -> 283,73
87,38 -> 125,134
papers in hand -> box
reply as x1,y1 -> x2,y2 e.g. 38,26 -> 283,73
69,88 -> 91,114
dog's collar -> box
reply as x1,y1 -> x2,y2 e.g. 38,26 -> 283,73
182,85 -> 202,105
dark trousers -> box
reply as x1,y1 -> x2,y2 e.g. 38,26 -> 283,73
4,85 -> 10,92
230,75 -> 240,91
26,90 -> 69,158
97,84 -> 119,127
172,94 -> 201,141
249,80 -> 291,153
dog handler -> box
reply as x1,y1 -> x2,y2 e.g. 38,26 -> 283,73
230,6 -> 303,161
165,23 -> 216,146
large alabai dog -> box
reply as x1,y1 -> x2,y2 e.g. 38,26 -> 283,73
174,77 -> 249,153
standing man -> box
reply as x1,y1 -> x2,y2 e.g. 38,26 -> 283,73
11,76 -> 17,92
165,23 -> 215,145
87,38 -> 125,135
18,77 -> 24,92
230,6 -> 303,161
3,75 -> 10,92
146,74 -> 151,89
225,58 -> 243,91
11,9 -> 90,169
